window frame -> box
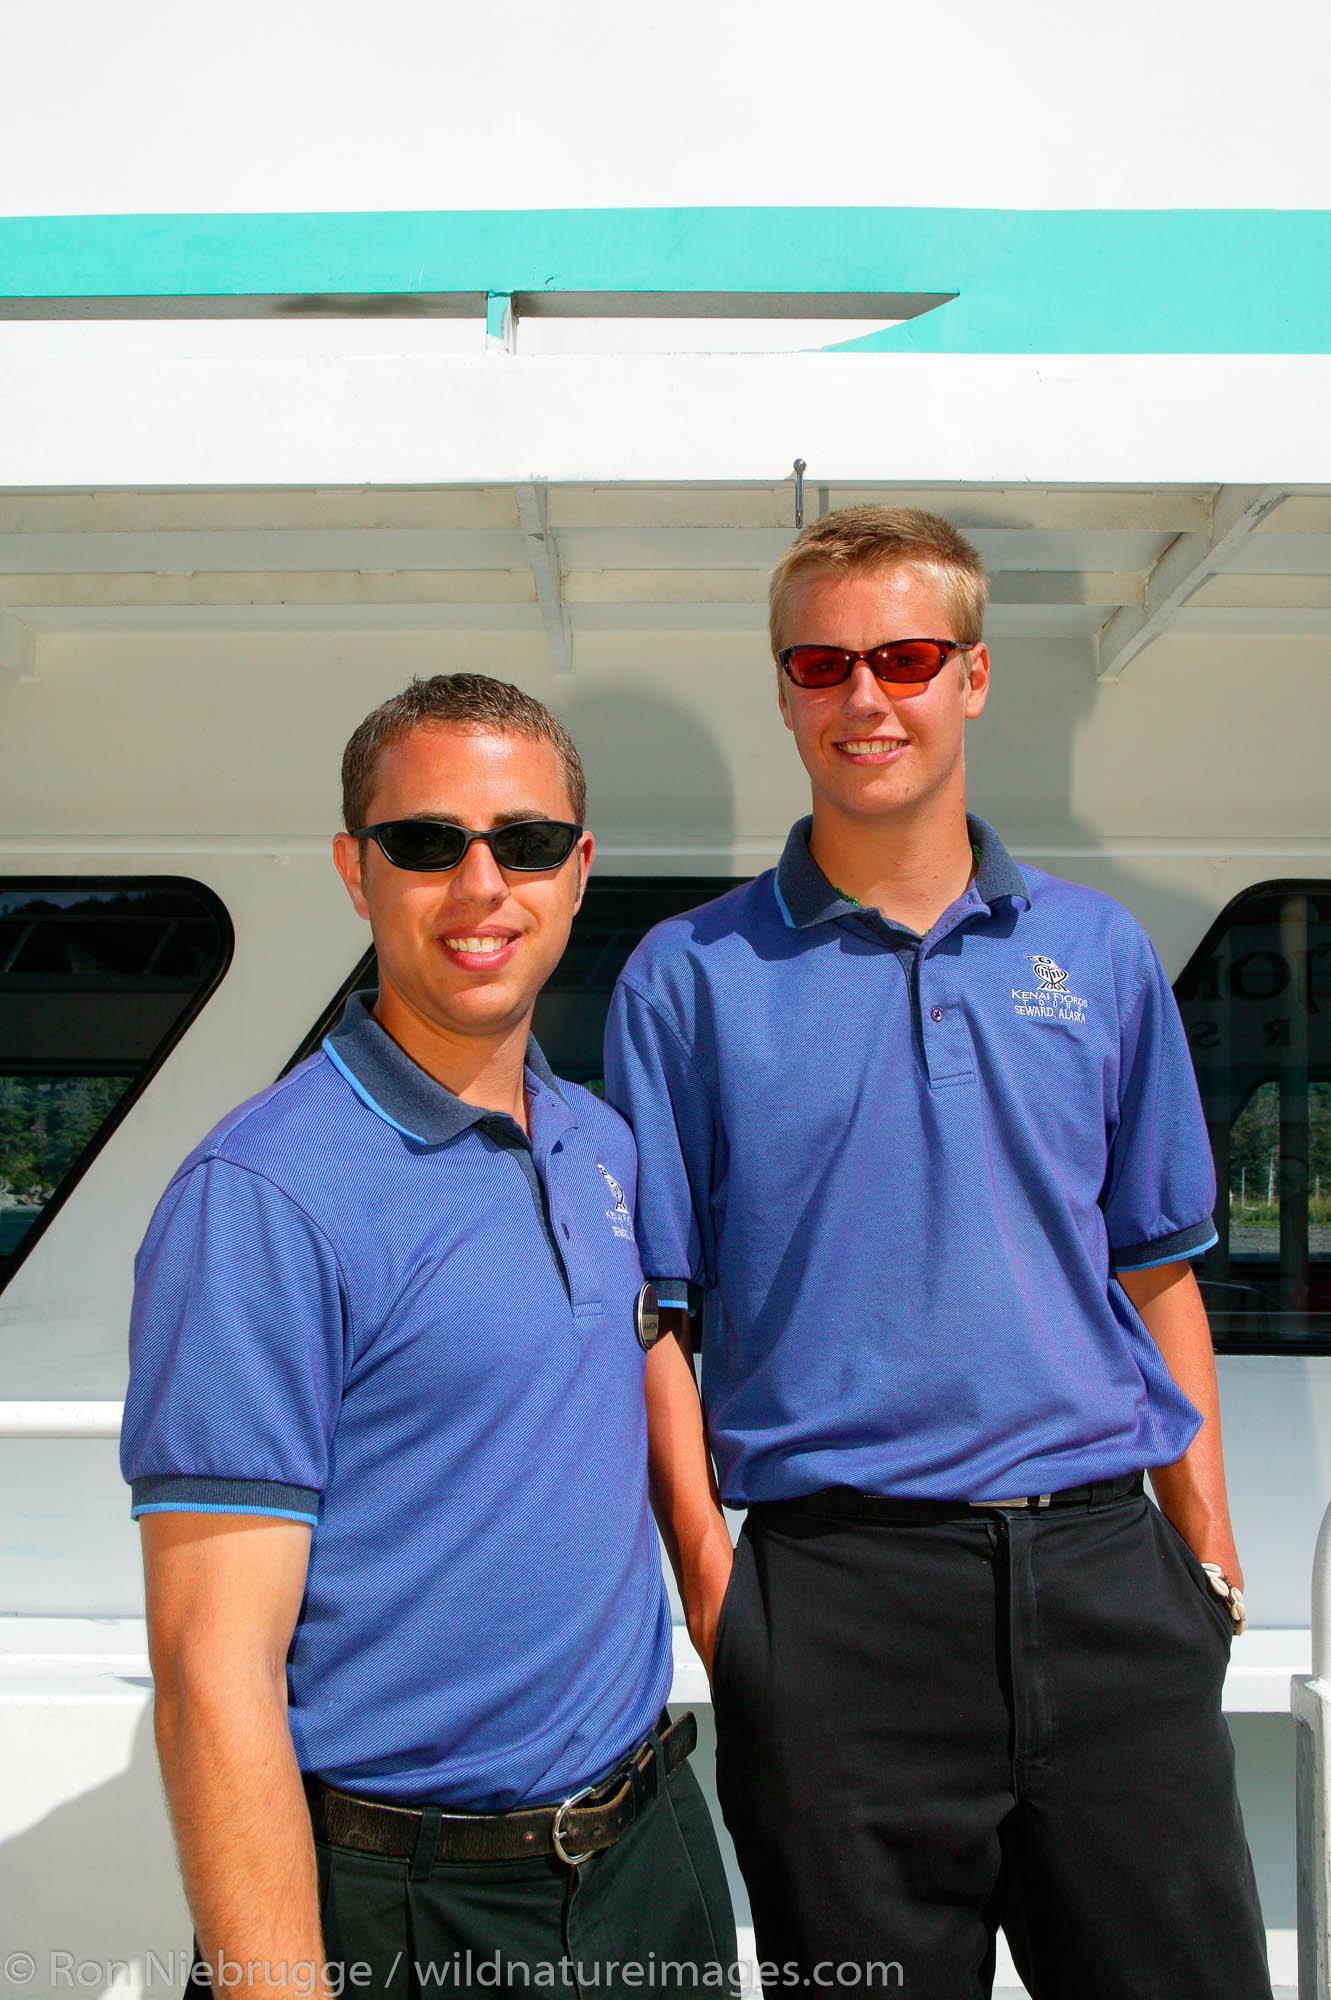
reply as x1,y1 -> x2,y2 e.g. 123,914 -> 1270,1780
0,874 -> 235,1293
1174,875 -> 1331,1356
280,945 -> 375,1076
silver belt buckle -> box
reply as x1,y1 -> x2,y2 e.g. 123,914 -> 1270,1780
968,1494 -> 1052,1511
550,1783 -> 596,1867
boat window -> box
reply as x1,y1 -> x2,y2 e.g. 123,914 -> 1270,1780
281,876 -> 745,1093
1174,882 -> 1331,1352
0,878 -> 233,1292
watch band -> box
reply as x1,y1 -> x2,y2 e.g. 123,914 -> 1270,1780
1201,1563 -> 1248,1636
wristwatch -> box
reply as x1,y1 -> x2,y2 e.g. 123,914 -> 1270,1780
1201,1563 -> 1248,1636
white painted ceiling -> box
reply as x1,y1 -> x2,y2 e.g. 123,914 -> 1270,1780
2,485 -> 1330,670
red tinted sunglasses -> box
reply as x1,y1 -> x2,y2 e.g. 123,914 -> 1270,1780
779,638 -> 970,691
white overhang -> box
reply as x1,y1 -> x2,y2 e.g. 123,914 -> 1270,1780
2,334 -> 1331,491
1,479 -> 1330,685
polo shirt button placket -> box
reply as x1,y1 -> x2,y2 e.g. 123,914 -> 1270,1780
919,968 -> 974,1087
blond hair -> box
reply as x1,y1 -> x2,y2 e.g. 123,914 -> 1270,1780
768,505 -> 988,658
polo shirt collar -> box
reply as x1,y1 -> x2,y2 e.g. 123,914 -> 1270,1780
773,813 -> 1030,931
968,815 -> 1031,910
773,817 -> 850,930
323,989 -> 568,1145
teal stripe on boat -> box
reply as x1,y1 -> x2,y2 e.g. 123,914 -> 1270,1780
1,207 -> 1329,352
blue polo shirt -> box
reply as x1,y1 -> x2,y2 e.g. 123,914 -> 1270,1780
604,817 -> 1218,1505
122,991 -> 672,1808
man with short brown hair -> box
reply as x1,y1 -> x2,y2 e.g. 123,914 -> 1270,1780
607,511 -> 1271,2000
123,673 -> 735,1999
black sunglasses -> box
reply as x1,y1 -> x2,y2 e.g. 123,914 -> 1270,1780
356,818 -> 584,873
779,638 -> 970,691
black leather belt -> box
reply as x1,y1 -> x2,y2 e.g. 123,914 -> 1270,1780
750,1472 -> 1144,1525
304,1709 -> 695,1867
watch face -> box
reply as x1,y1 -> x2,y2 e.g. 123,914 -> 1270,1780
635,1281 -> 661,1351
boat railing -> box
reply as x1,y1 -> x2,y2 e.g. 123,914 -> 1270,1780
0,1400 -> 124,1436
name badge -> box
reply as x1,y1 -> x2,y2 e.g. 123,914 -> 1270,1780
635,1281 -> 661,1351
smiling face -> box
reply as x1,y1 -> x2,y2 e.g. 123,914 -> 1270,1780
777,562 -> 990,835
332,722 -> 592,1064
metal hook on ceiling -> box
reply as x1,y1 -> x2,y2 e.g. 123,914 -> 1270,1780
793,459 -> 807,531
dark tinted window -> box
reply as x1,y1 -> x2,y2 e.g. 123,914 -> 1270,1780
533,879 -> 745,1091
1175,882 -> 1331,1350
0,879 -> 233,1289
282,877 -> 744,1092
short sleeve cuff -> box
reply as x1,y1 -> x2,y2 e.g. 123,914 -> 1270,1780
130,1475 -> 320,1525
651,1279 -> 702,1315
1111,1220 -> 1218,1273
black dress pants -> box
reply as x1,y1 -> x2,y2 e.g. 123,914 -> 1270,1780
712,1489 -> 1272,2000
187,1760 -> 736,1999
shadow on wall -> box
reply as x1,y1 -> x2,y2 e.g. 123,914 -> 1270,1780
563,682 -> 737,863
0,1701 -> 191,1995
965,633 -> 1217,967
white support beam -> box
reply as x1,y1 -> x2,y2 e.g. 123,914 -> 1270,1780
989,571 -> 1145,608
514,483 -> 573,678
563,568 -> 765,606
0,1401 -> 122,1437
548,486 -> 1223,535
0,604 -> 36,681
0,566 -> 1150,617
0,485 -> 1234,538
0,525 -> 526,572
562,568 -> 1146,608
0,571 -> 534,609
1095,484 -> 1289,683
1187,574 -> 1331,611
0,490 -> 524,534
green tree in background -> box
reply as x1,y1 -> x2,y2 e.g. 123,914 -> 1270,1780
1229,1079 -> 1331,1222
0,1075 -> 132,1208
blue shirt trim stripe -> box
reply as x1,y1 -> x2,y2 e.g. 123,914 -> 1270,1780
131,1472 -> 322,1519
132,1501 -> 320,1524
653,1284 -> 693,1310
771,873 -> 796,929
323,993 -> 570,1145
321,1034 -> 429,1144
1113,1228 -> 1219,1272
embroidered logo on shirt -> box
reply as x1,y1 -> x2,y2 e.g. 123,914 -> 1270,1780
597,1163 -> 635,1242
1029,953 -> 1069,991
1011,953 -> 1088,1026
